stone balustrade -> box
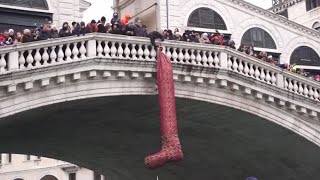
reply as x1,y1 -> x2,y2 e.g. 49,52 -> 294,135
0,33 -> 319,103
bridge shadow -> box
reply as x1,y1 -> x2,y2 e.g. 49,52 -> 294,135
0,96 -> 320,180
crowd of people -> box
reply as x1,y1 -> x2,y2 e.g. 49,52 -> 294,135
0,12 -> 318,81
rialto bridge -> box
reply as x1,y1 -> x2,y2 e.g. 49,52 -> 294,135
0,34 -> 319,179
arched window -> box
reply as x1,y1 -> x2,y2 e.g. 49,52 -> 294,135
187,8 -> 227,30
40,175 -> 58,180
13,178 -> 24,180
0,0 -> 49,10
290,46 -> 320,66
312,22 -> 320,31
241,28 -> 277,49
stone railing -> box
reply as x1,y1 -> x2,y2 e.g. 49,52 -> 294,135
0,33 -> 319,102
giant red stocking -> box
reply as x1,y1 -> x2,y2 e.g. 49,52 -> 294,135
144,49 -> 184,169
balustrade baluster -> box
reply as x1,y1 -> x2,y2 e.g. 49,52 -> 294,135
97,41 -> 103,57
65,44 -> 72,62
298,82 -> 304,94
178,49 -> 184,64
131,44 -> 137,60
196,50 -> 202,65
293,81 -> 298,93
0,54 -> 6,72
150,46 -> 156,61
207,51 -> 214,67
34,49 -> 41,67
80,42 -> 87,59
202,51 -> 208,67
244,62 -> 249,76
190,49 -> 196,65
265,70 -> 271,83
117,43 -> 124,59
260,68 -> 266,82
19,51 -> 26,69
213,52 -> 219,67
249,64 -> 255,77
271,72 -> 277,85
288,79 -> 294,92
238,59 -> 244,73
166,47 -> 172,62
172,48 -> 178,63
284,77 -> 289,90
184,49 -> 190,64
232,58 -> 238,72
72,43 -> 79,60
314,89 -> 319,100
124,43 -> 131,59
227,55 -> 233,69
57,45 -> 64,62
137,44 -> 143,60
103,41 -> 110,58
143,44 -> 150,61
26,50 -> 34,68
50,46 -> 57,64
309,86 -> 314,99
303,84 -> 309,97
42,47 -> 49,65
254,66 -> 260,79
110,42 -> 117,58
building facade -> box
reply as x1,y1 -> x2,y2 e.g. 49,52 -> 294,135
0,154 -> 104,180
270,0 -> 320,30
0,0 -> 91,32
114,0 -> 320,71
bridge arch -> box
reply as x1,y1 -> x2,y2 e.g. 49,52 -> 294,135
187,7 -> 227,30
0,62 -> 319,148
240,27 -> 277,49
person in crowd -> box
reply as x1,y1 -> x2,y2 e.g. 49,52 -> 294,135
71,21 -> 77,32
87,20 -> 97,32
59,22 -> 72,37
50,25 -> 59,39
97,23 -> 107,33
16,32 -> 23,43
124,22 -> 136,36
73,22 -> 91,36
238,44 -> 245,52
199,33 -> 211,44
167,30 -> 174,40
3,31 -> 15,45
38,24 -> 51,40
105,23 -> 112,33
278,63 -> 289,70
227,40 -> 236,49
258,51 -> 268,61
189,31 -> 200,43
298,68 -> 309,77
134,18 -> 146,37
0,33 -> 4,47
174,32 -> 181,41
266,55 -> 276,65
289,63 -> 297,73
111,22 -> 123,35
22,29 -> 34,43
121,14 -> 131,26
100,16 -> 106,26
31,29 -> 39,41
181,32 -> 191,42
111,12 -> 121,26
148,30 -> 164,49
245,45 -> 255,56
210,31 -> 224,45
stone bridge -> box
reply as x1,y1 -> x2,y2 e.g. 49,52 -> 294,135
0,34 -> 320,179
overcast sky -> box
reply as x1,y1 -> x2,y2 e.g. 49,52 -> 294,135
82,0 -> 272,23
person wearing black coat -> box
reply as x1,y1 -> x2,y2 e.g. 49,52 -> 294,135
73,22 -> 91,36
59,22 -> 72,37
111,22 -> 123,35
38,24 -> 51,40
123,22 -> 136,36
147,31 -> 164,48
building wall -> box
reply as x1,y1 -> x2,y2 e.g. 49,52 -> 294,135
0,154 -> 100,180
287,0 -> 320,29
